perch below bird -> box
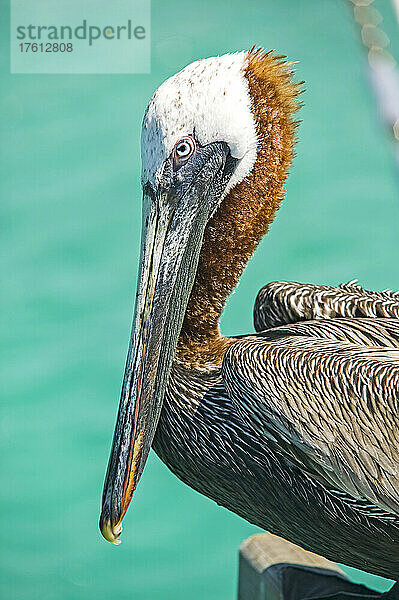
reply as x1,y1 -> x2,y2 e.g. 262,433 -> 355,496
99,49 -> 399,579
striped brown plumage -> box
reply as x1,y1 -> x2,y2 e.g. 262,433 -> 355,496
154,281 -> 399,579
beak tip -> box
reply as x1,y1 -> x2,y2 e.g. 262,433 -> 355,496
99,513 -> 123,545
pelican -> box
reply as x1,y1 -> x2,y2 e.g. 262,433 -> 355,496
99,49 -> 399,580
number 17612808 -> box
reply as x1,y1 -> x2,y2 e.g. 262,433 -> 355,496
19,42 -> 73,52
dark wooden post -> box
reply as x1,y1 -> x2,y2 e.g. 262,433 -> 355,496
237,533 -> 345,600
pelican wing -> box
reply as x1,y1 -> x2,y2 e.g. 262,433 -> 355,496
223,318 -> 399,516
254,281 -> 399,331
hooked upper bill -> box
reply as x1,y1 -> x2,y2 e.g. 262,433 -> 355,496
99,135 -> 238,543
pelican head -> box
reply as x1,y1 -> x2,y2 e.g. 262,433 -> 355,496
99,49 -> 300,543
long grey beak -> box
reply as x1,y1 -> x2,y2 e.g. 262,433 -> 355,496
99,141 -> 235,544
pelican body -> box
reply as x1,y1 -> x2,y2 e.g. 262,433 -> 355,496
100,49 -> 399,579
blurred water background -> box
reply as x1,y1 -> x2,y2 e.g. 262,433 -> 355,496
1,1 -> 399,598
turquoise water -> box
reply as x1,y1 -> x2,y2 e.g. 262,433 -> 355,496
1,1 -> 399,598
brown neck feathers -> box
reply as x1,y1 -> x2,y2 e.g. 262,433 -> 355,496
176,49 -> 302,369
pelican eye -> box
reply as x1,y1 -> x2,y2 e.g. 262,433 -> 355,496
173,136 -> 196,168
